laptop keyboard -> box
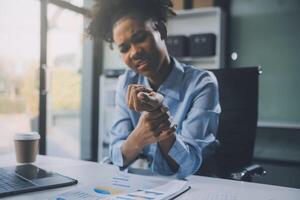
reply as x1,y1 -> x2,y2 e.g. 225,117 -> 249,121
0,168 -> 35,193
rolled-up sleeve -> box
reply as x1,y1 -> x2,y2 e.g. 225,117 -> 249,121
152,73 -> 221,179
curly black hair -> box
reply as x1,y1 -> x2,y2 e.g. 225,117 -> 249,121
87,0 -> 176,44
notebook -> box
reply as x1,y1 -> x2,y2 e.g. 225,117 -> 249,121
0,164 -> 77,197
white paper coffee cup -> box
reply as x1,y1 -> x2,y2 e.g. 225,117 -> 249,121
14,132 -> 40,163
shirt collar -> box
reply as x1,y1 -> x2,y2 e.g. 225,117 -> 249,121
156,57 -> 184,101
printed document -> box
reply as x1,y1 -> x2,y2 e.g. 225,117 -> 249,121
50,171 -> 189,200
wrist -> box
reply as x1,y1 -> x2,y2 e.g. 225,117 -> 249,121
128,128 -> 144,150
121,131 -> 144,167
158,133 -> 176,148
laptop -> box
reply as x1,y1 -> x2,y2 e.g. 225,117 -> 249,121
0,164 -> 78,197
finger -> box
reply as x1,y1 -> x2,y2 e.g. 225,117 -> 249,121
146,120 -> 163,133
133,86 -> 151,110
138,92 -> 161,105
137,92 -> 158,111
128,85 -> 146,111
144,134 -> 159,145
152,121 -> 171,137
149,111 -> 171,121
137,94 -> 162,112
133,85 -> 151,94
168,124 -> 177,133
147,104 -> 170,117
143,118 -> 168,136
137,92 -> 150,103
153,116 -> 171,129
127,85 -> 144,110
160,105 -> 169,113
144,109 -> 168,120
132,92 -> 140,111
148,92 -> 164,105
147,111 -> 175,133
157,130 -> 174,142
127,85 -> 133,108
132,84 -> 153,93
141,87 -> 153,93
138,92 -> 163,110
159,120 -> 172,131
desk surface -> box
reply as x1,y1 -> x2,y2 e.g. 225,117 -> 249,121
0,154 -> 299,200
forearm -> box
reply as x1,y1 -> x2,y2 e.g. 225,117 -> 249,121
121,130 -> 144,167
158,134 -> 179,172
154,134 -> 205,178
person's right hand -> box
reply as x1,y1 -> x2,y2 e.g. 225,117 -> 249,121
129,109 -> 176,148
121,108 -> 175,167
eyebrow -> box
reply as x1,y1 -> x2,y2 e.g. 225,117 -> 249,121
117,29 -> 145,49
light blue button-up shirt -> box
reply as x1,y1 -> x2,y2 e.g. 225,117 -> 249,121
109,57 -> 221,179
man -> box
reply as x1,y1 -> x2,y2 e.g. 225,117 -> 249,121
88,0 -> 221,178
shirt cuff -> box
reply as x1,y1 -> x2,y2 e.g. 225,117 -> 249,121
168,135 -> 203,179
168,135 -> 189,164
152,143 -> 175,176
111,140 -> 125,167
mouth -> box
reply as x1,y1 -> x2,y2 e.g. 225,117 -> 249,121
136,60 -> 149,70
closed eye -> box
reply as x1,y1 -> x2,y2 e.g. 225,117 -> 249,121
131,31 -> 147,44
117,31 -> 148,54
119,43 -> 130,53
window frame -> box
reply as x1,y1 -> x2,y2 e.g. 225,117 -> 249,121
39,0 -> 101,161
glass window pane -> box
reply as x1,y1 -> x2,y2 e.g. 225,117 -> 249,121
0,0 -> 40,155
46,4 -> 85,159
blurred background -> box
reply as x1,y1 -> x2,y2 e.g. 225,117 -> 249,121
0,0 -> 299,189
0,0 -> 85,159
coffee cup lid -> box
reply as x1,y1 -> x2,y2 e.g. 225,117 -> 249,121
14,132 -> 40,140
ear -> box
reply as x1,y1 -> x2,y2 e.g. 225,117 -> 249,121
153,21 -> 168,40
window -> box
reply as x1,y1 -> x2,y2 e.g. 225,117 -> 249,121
0,0 -> 40,155
46,3 -> 85,159
0,0 -> 95,160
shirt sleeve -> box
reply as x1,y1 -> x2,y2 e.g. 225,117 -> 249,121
152,72 -> 221,179
109,73 -> 133,167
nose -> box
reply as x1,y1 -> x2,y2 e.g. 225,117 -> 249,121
130,45 -> 143,60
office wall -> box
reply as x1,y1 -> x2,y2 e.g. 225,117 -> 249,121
229,0 -> 300,127
253,127 -> 300,188
229,0 -> 300,188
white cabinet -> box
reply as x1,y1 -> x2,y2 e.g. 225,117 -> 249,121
98,70 -> 124,161
167,7 -> 226,69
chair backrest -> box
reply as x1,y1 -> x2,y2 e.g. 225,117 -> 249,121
209,67 -> 260,178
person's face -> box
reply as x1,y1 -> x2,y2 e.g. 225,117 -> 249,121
113,16 -> 168,78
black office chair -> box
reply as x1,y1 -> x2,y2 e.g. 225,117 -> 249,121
196,67 -> 266,181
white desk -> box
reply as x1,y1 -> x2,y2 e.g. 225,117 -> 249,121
0,154 -> 299,200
